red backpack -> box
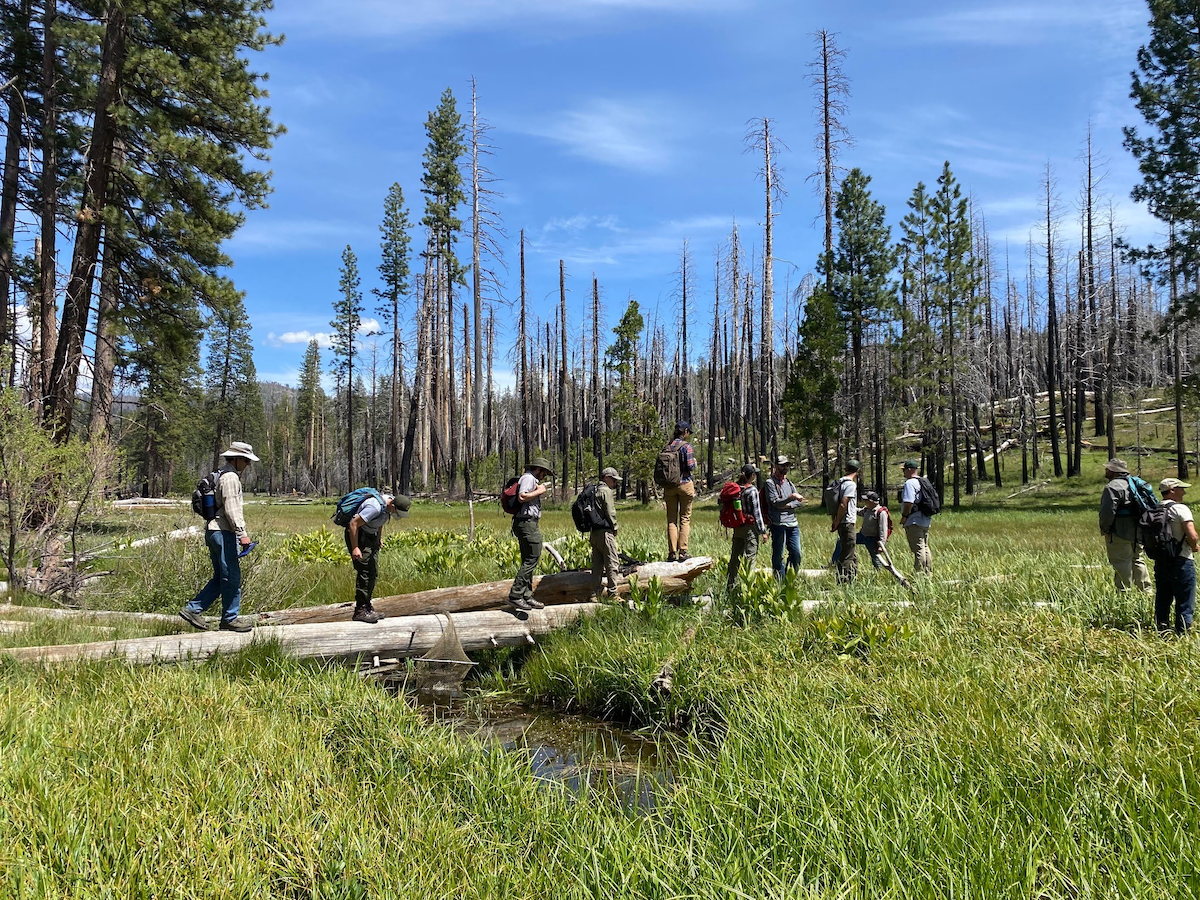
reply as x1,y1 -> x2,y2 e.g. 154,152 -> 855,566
718,482 -> 753,528
876,505 -> 893,540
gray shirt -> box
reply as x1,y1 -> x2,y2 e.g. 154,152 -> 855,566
837,477 -> 858,527
517,472 -> 542,519
356,496 -> 390,535
765,474 -> 802,527
901,476 -> 932,530
1099,476 -> 1138,542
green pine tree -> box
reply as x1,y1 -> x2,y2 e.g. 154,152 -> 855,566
330,245 -> 363,489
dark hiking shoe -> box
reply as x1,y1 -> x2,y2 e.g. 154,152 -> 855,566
511,596 -> 534,611
219,617 -> 253,633
676,552 -> 690,562
667,553 -> 677,563
179,608 -> 210,631
526,596 -> 545,610
352,607 -> 382,624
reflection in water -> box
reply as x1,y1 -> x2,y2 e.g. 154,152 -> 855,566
412,692 -> 674,810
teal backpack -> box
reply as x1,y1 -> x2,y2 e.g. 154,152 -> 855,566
333,487 -> 384,527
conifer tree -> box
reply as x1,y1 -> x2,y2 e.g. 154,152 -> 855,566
785,285 -> 842,485
294,339 -> 324,483
374,182 -> 410,489
204,297 -> 258,468
330,245 -> 363,488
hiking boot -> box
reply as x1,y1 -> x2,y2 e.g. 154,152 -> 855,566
676,551 -> 690,562
352,607 -> 382,624
526,596 -> 545,610
511,596 -> 534,611
219,617 -> 253,633
179,608 -> 210,631
667,552 -> 677,563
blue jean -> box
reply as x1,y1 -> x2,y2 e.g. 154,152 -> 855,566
830,533 -> 884,569
770,524 -> 802,578
1154,556 -> 1195,634
185,529 -> 242,623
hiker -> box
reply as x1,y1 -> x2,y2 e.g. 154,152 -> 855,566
832,460 -> 861,583
1154,477 -> 1198,635
345,491 -> 412,624
659,420 -> 697,562
899,459 -> 933,575
765,455 -> 804,578
726,463 -> 767,593
830,490 -> 889,571
591,467 -> 622,600
180,441 -> 259,633
1098,457 -> 1152,593
508,457 -> 554,611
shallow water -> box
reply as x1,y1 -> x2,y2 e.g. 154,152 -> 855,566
410,691 -> 675,810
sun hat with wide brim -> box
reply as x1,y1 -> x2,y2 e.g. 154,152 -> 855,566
220,441 -> 260,462
530,457 -> 556,476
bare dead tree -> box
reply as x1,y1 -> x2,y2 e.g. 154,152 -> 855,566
806,28 -> 852,289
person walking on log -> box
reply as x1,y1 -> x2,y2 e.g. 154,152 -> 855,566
899,459 -> 934,575
765,455 -> 804,578
1098,457 -> 1152,593
591,467 -> 622,601
657,420 -> 697,562
345,491 -> 411,624
832,460 -> 860,584
1154,477 -> 1199,635
727,463 -> 767,594
180,441 -> 259,633
509,457 -> 554,611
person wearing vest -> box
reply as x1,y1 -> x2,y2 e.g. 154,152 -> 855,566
899,458 -> 933,575
509,457 -> 554,611
591,467 -> 622,600
832,460 -> 860,584
765,455 -> 804,578
727,463 -> 767,594
1098,457 -> 1152,593
831,490 -> 889,570
345,491 -> 411,623
1155,477 -> 1199,635
663,420 -> 697,562
180,441 -> 258,633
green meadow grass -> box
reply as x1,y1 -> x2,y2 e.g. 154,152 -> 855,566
3,451 -> 1199,897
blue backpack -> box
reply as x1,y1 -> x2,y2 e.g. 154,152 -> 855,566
333,487 -> 384,527
1121,475 -> 1159,518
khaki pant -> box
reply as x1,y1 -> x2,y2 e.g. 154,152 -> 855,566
836,522 -> 858,583
904,524 -> 932,574
664,480 -> 695,558
1106,533 -> 1151,592
590,528 -> 619,596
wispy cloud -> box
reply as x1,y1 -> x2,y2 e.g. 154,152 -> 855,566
267,319 -> 382,349
275,0 -> 748,40
528,212 -> 730,270
897,1 -> 1145,50
230,217 -> 373,255
513,97 -> 688,172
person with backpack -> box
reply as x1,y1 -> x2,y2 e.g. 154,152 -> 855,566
832,460 -> 861,584
830,490 -> 890,571
590,467 -> 622,600
725,463 -> 767,593
899,458 -> 934,575
343,490 -> 412,624
508,457 -> 554,611
658,421 -> 697,562
1151,477 -> 1199,635
765,455 -> 804,578
179,441 -> 259,633
1098,457 -> 1153,593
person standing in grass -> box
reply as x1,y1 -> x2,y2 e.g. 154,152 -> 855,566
345,492 -> 411,624
727,463 -> 767,593
180,441 -> 258,633
831,490 -> 889,571
508,457 -> 554,611
1098,458 -> 1152,593
661,420 -> 697,562
832,460 -> 860,583
899,459 -> 933,575
1154,477 -> 1199,635
591,467 -> 622,600
765,455 -> 804,578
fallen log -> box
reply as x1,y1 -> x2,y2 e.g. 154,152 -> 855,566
0,603 -> 182,626
2,603 -> 601,665
258,557 -> 713,626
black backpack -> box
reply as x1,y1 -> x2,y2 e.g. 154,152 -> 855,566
571,483 -> 610,533
1140,500 -> 1182,562
914,475 -> 942,517
653,443 -> 683,488
191,466 -> 233,520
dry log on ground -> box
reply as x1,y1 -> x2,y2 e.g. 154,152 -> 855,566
1,603 -> 600,665
0,603 -> 181,626
258,557 -> 713,626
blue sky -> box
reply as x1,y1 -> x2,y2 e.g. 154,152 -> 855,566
231,0 -> 1156,388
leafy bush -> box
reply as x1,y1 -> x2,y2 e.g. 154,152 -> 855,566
273,526 -> 346,563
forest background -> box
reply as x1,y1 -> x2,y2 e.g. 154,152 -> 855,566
2,0 -> 1199,522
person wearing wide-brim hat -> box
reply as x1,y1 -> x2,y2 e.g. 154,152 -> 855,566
765,454 -> 804,578
1098,457 -> 1151,593
508,457 -> 555,611
591,467 -> 623,600
180,441 -> 259,633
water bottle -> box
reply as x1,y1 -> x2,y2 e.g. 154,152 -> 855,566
733,497 -> 742,512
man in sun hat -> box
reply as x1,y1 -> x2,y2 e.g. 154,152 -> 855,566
180,441 -> 259,633
764,454 -> 804,578
345,491 -> 412,624
1154,477 -> 1199,635
508,457 -> 555,611
591,467 -> 622,600
1098,457 -> 1152,593
899,458 -> 933,575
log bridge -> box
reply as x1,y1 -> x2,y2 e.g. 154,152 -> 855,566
0,558 -> 714,666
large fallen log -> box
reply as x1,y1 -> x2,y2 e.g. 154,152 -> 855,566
2,603 -> 600,665
0,603 -> 181,626
258,557 -> 713,626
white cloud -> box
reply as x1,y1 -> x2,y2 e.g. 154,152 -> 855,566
274,0 -> 747,40
513,97 -> 688,172
230,217 -> 372,255
527,212 -> 731,270
358,318 -> 382,335
898,1 -> 1145,50
271,330 -> 333,348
